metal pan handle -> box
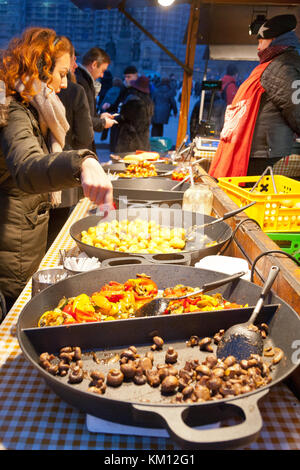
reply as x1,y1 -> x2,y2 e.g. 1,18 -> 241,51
218,201 -> 256,223
200,271 -> 245,293
132,388 -> 269,449
148,252 -> 191,266
100,256 -> 152,267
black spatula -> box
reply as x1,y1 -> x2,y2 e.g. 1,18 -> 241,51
217,265 -> 280,361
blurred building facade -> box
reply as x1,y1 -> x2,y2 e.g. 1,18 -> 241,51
0,0 -> 199,79
0,0 -> 259,100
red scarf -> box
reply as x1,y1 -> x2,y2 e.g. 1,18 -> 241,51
258,45 -> 288,64
209,60 -> 271,178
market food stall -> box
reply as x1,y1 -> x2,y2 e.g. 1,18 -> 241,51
1,158 -> 300,450
1,0 -> 300,452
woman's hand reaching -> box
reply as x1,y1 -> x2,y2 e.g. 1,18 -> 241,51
80,157 -> 114,212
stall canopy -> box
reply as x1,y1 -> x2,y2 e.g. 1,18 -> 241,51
70,0 -> 300,147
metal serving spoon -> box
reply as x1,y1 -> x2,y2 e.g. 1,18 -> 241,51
135,271 -> 246,317
173,134 -> 188,160
217,265 -> 280,361
185,201 -> 256,241
158,159 -> 207,178
170,174 -> 190,191
156,170 -> 175,177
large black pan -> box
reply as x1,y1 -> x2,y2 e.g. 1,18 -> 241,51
17,264 -> 300,449
69,208 -> 232,265
110,153 -> 174,170
112,178 -> 189,207
102,162 -> 174,175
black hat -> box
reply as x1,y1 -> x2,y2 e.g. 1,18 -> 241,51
257,14 -> 297,39
124,65 -> 138,75
130,75 -> 150,94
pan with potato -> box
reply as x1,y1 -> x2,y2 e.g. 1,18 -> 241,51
81,219 -> 187,254
69,208 -> 233,265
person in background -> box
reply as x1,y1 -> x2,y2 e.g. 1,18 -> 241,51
101,77 -> 123,114
97,69 -> 113,112
60,42 -> 94,151
216,64 -> 239,133
46,39 -> 94,249
221,64 -> 239,106
114,75 -> 154,153
123,65 -> 138,88
109,65 -> 139,153
209,14 -> 300,178
169,73 -> 177,97
75,47 -> 117,152
0,27 -> 113,311
100,77 -> 123,151
151,77 -> 177,137
113,65 -> 139,108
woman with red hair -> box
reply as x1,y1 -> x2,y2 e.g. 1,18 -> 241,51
0,27 -> 113,312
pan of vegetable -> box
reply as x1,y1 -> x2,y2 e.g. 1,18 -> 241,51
17,263 -> 300,449
102,162 -> 170,177
69,207 -> 232,265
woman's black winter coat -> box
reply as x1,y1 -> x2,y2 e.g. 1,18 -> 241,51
115,88 -> 154,153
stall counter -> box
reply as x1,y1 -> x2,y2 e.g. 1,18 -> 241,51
0,197 -> 299,451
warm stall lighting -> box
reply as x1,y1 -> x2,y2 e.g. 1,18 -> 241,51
158,0 -> 175,7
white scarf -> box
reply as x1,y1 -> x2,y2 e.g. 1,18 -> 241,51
15,79 -> 70,206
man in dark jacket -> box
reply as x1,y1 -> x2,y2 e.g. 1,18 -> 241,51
109,65 -> 138,152
151,78 -> 177,137
114,75 -> 154,153
47,44 -> 94,248
59,48 -> 94,151
109,65 -> 139,116
75,47 -> 117,152
60,75 -> 94,150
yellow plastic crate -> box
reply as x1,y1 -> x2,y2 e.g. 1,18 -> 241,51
218,175 -> 300,233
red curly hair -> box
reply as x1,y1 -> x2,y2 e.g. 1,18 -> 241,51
0,27 -> 72,103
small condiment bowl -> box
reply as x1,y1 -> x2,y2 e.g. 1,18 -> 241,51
31,267 -> 68,297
